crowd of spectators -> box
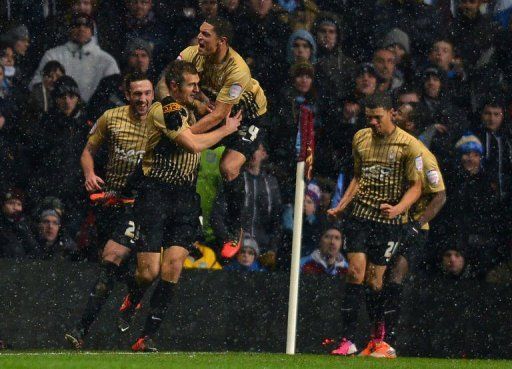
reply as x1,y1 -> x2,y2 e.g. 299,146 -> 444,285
1,0 -> 512,286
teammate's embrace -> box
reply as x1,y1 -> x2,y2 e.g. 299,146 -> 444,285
130,60 -> 241,352
327,94 -> 424,358
158,16 -> 267,257
65,72 -> 154,349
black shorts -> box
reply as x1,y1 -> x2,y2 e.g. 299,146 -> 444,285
394,229 -> 429,271
134,180 -> 201,253
343,216 -> 402,266
93,204 -> 137,250
221,114 -> 268,159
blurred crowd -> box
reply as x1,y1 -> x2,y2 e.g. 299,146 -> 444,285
1,0 -> 512,285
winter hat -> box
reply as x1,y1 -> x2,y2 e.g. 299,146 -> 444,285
242,235 -> 260,257
356,62 -> 384,83
306,181 -> 321,209
52,75 -> 80,99
455,133 -> 483,156
69,12 -> 94,31
422,67 -> 442,80
3,188 -> 25,204
40,209 -> 61,224
313,11 -> 342,36
1,24 -> 29,45
289,60 -> 314,79
287,29 -> 318,64
382,28 -> 410,54
124,37 -> 153,59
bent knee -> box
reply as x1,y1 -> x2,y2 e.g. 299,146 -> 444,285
220,162 -> 241,182
346,265 -> 365,284
366,278 -> 383,292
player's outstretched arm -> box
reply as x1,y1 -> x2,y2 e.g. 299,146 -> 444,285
327,177 -> 360,219
380,179 -> 422,219
175,110 -> 241,154
188,100 -> 233,134
80,142 -> 105,192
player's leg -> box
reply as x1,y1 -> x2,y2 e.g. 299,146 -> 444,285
383,254 -> 408,346
132,246 -> 189,352
65,238 -> 132,349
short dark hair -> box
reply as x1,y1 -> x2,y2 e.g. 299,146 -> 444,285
481,97 -> 505,112
364,93 -> 393,110
43,60 -> 65,76
124,71 -> 151,92
204,16 -> 233,42
165,60 -> 198,87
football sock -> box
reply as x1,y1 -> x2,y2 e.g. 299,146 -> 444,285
383,282 -> 402,343
341,283 -> 365,342
79,261 -> 117,335
141,279 -> 176,337
366,287 -> 385,342
222,175 -> 245,231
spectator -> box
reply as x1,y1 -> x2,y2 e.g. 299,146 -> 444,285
183,241 -> 222,270
313,11 -> 357,102
25,60 -> 65,122
211,143 -> 283,267
382,27 -> 415,85
300,222 -> 348,276
30,13 -> 119,102
0,24 -> 33,87
28,76 -> 89,236
439,243 -> 471,280
473,99 -> 512,202
33,208 -> 81,261
224,235 -> 266,272
286,29 -> 317,66
486,240 -> 512,285
270,61 -> 319,200
372,47 -> 403,93
0,44 -> 17,95
0,188 -> 38,258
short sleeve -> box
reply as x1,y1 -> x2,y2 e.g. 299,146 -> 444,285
178,46 -> 197,62
216,66 -> 251,105
87,112 -> 108,147
422,152 -> 446,194
405,139 -> 424,182
352,131 -> 362,177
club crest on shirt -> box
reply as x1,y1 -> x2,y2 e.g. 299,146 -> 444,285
163,102 -> 182,114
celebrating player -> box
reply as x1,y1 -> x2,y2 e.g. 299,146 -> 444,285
130,60 -> 241,352
383,102 -> 446,345
157,16 -> 268,257
327,94 -> 424,358
65,72 -> 154,349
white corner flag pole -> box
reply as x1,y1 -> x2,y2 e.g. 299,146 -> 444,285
286,160 -> 305,355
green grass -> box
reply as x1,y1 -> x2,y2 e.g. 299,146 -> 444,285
0,352 -> 511,369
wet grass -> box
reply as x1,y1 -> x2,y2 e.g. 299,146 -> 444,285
0,352 -> 511,369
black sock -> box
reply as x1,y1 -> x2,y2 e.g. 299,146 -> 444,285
383,282 -> 402,343
366,287 -> 385,340
141,279 -> 176,338
78,262 -> 117,335
341,283 -> 365,342
223,175 -> 245,231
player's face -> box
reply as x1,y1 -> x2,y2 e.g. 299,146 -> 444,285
175,73 -> 200,106
237,246 -> 256,266
56,93 -> 79,116
319,229 -> 342,257
316,24 -> 337,51
373,49 -> 395,81
127,79 -> 154,118
128,49 -> 151,73
481,106 -> 504,132
424,75 -> 441,99
39,215 -> 60,242
2,199 -> 22,218
198,22 -> 221,56
366,107 -> 394,136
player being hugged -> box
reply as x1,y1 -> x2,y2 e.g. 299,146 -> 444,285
157,16 -> 268,260
130,60 -> 241,352
65,72 -> 154,349
327,94 -> 424,359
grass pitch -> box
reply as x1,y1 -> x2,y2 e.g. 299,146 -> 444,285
0,352 -> 510,369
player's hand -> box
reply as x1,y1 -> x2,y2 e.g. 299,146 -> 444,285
84,173 -> 105,192
327,206 -> 344,220
403,221 -> 421,241
224,110 -> 242,134
380,203 -> 401,219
